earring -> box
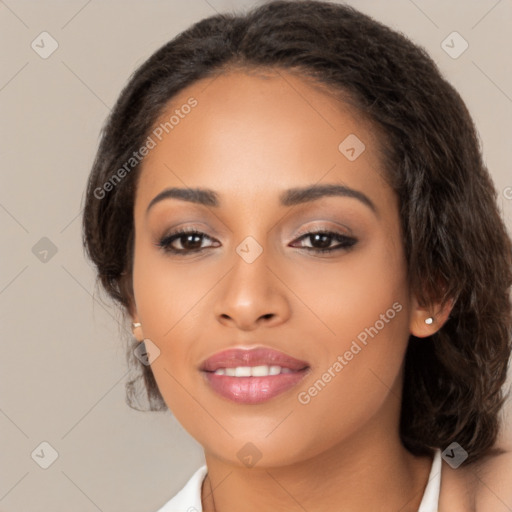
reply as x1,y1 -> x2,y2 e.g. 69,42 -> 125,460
425,317 -> 434,325
132,322 -> 141,328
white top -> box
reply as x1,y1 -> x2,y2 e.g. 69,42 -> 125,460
156,449 -> 442,512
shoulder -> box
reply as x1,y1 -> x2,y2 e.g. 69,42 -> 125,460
155,465 -> 207,512
440,445 -> 512,512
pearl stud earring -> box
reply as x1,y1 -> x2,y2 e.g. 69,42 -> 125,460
425,317 -> 434,325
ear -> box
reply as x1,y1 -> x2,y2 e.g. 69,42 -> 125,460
130,319 -> 145,342
409,294 -> 454,338
119,270 -> 145,340
127,302 -> 145,343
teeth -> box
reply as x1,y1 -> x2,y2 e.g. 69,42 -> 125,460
252,365 -> 271,377
235,366 -> 252,377
213,365 -> 293,377
269,365 -> 281,375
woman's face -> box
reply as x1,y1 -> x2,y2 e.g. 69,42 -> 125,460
131,69 -> 417,467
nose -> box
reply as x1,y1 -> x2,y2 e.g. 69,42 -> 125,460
213,247 -> 291,331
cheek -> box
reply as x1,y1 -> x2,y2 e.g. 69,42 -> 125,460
289,231 -> 410,432
286,299 -> 409,462
132,238 -> 222,339
293,226 -> 408,349
131,242 -> 228,409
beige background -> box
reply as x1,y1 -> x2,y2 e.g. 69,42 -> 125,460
1,1 -> 511,511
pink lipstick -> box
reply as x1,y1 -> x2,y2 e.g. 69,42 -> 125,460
200,347 -> 309,404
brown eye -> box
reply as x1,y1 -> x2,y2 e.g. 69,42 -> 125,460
291,231 -> 357,253
156,229 -> 219,255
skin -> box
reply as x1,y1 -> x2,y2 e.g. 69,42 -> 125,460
126,68 -> 498,511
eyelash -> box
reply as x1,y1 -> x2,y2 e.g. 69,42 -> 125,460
155,227 -> 357,256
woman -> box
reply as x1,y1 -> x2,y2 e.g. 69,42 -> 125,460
82,1 -> 512,510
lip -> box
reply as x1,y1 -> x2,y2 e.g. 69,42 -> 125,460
200,347 -> 310,404
200,347 -> 309,372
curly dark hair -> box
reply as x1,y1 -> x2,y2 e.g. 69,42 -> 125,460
82,0 -> 512,464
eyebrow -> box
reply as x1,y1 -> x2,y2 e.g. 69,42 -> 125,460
146,184 -> 377,215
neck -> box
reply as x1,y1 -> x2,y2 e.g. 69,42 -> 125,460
201,395 -> 433,512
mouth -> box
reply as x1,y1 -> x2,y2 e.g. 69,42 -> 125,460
200,347 -> 310,404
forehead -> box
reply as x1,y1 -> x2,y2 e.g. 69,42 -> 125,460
135,69 -> 390,213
